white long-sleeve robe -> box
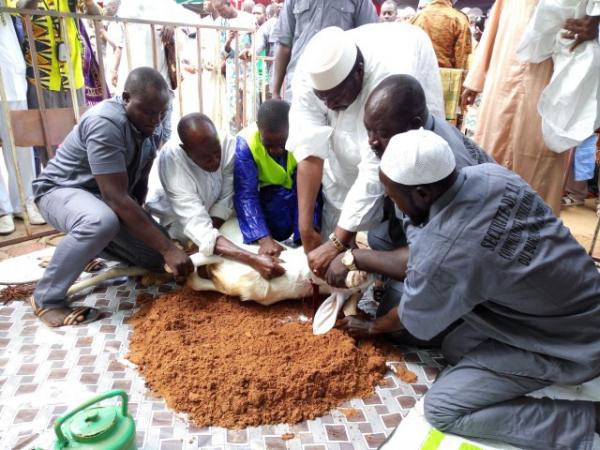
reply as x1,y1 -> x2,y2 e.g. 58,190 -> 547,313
146,136 -> 236,255
517,0 -> 600,153
287,22 -> 444,235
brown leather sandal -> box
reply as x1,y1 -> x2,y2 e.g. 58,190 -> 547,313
29,296 -> 101,328
83,259 -> 107,273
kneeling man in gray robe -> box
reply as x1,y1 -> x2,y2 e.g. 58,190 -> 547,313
353,128 -> 600,450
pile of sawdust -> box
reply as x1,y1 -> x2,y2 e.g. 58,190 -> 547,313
0,283 -> 37,304
127,288 -> 387,428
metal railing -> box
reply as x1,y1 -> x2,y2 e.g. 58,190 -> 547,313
0,6 -> 269,247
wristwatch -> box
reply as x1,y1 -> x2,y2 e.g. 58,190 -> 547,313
341,249 -> 358,271
328,232 -> 347,252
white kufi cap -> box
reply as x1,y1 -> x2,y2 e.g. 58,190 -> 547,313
380,129 -> 456,186
302,27 -> 357,91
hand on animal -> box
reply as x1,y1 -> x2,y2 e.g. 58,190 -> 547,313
562,15 -> 600,51
301,228 -> 321,254
251,254 -> 286,280
163,246 -> 194,284
183,243 -> 199,256
258,236 -> 285,257
336,316 -> 373,338
211,216 -> 225,229
308,241 -> 341,278
325,253 -> 349,288
345,270 -> 369,289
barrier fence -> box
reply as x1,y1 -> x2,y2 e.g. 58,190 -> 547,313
0,6 -> 269,247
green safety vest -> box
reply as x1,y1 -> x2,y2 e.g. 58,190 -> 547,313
238,123 -> 297,190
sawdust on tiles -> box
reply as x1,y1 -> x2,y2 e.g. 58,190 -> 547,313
127,288 -> 387,428
0,282 -> 36,303
392,364 -> 418,383
340,407 -> 362,419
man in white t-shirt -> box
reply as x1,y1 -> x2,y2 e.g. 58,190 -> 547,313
0,9 -> 45,234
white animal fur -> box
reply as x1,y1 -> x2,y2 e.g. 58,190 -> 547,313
186,220 -> 373,307
66,219 -> 372,324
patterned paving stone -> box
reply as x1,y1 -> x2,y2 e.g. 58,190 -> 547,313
363,433 -> 386,449
380,413 -> 402,430
0,280 -> 445,449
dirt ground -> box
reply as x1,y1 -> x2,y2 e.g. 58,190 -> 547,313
127,289 -> 388,428
561,200 -> 600,259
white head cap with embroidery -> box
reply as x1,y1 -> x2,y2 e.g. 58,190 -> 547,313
302,26 -> 357,91
380,129 -> 456,186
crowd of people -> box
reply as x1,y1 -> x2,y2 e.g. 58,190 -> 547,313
0,0 -> 503,238
2,0 -> 600,448
0,0 -> 490,238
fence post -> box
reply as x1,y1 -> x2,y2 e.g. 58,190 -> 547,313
234,32 -> 241,132
150,23 -> 158,70
196,26 -> 203,114
60,16 -> 81,120
123,21 -> 132,72
251,30 -> 257,123
174,27 -> 184,119
0,68 -> 32,235
22,15 -> 54,161
92,19 -> 109,99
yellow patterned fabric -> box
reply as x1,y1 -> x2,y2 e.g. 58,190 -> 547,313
9,0 -> 84,91
411,0 -> 472,69
440,67 -> 463,122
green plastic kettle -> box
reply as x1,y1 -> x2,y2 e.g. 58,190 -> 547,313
51,389 -> 136,450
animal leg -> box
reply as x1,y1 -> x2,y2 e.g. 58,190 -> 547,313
66,266 -> 149,298
342,291 -> 361,316
186,272 -> 217,291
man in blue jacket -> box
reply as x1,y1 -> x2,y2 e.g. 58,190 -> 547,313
234,99 -> 319,256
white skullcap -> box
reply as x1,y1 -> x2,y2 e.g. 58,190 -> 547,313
380,129 -> 456,186
302,27 -> 357,91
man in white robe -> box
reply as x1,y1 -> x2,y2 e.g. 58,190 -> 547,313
286,23 -> 444,276
146,113 -> 285,280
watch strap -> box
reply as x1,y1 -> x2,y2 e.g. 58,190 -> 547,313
328,232 -> 347,252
